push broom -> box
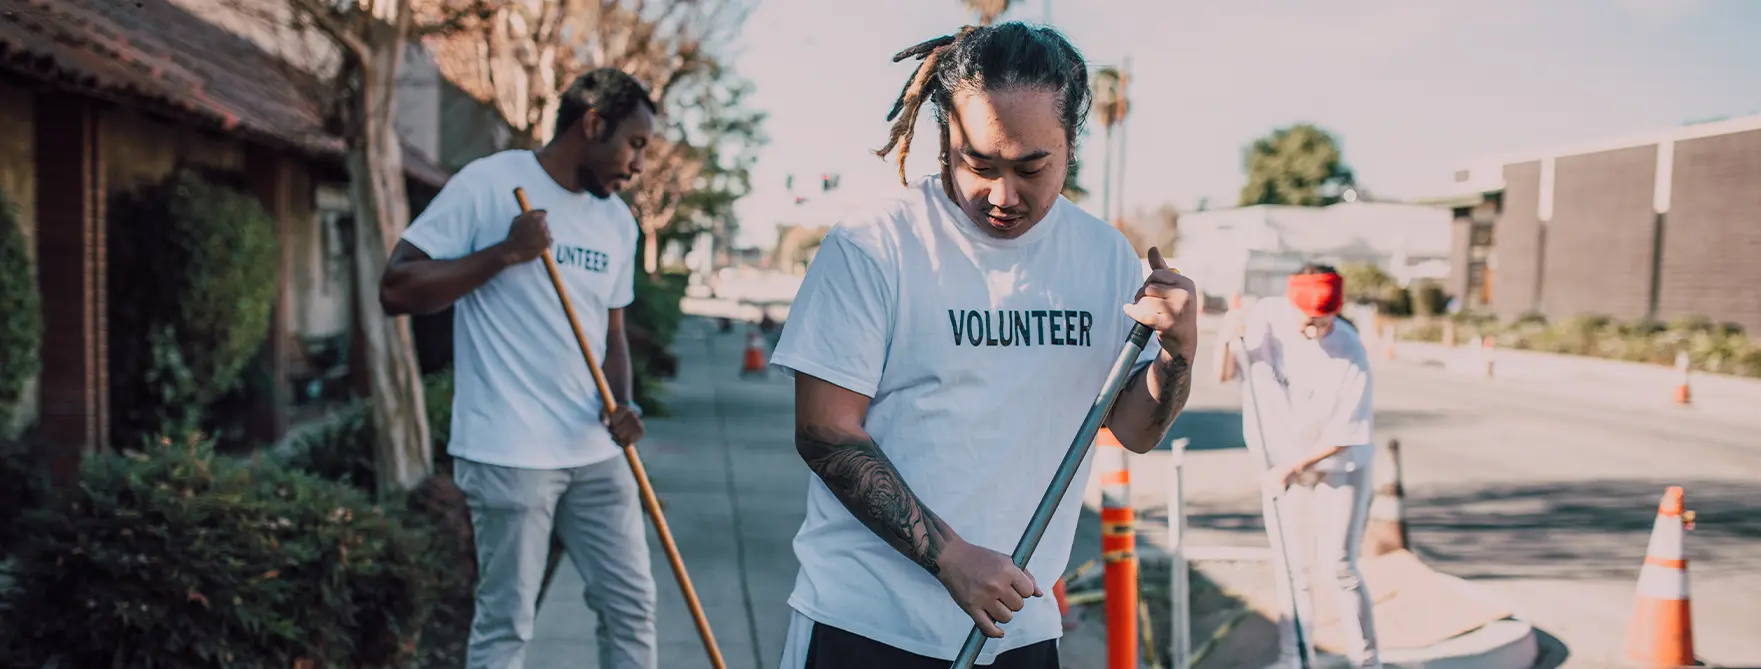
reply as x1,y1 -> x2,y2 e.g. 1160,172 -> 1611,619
513,187 -> 727,669
1231,335 -> 1316,669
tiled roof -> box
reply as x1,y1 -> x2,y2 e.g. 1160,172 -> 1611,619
0,0 -> 450,188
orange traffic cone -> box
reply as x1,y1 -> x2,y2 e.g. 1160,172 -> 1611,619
1481,335 -> 1497,378
741,330 -> 767,376
1053,577 -> 1077,631
1624,486 -> 1697,668
1673,352 -> 1692,406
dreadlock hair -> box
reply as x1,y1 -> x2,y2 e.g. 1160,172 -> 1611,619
875,22 -> 1093,195
554,67 -> 659,142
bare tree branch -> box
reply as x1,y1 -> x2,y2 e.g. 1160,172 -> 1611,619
286,0 -> 369,57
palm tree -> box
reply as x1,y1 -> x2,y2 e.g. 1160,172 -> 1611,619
1092,64 -> 1129,229
962,0 -> 1012,25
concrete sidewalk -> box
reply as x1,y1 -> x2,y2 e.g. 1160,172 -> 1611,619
525,318 -> 801,668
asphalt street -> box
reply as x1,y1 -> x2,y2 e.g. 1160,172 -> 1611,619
1151,315 -> 1761,668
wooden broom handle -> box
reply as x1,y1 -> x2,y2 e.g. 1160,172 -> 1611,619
512,187 -> 728,669
514,188 -> 620,417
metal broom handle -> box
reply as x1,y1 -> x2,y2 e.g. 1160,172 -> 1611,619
949,323 -> 1154,669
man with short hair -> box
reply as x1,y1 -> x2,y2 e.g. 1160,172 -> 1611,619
769,22 -> 1199,669
379,67 -> 659,669
1233,263 -> 1383,669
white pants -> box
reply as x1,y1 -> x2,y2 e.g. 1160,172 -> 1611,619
1263,466 -> 1382,669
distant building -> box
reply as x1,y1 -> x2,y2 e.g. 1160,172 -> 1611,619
1426,114 -> 1761,332
1171,202 -> 1452,305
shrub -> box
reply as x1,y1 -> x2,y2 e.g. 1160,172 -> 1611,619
1393,311 -> 1761,379
279,401 -> 374,493
109,169 -> 279,446
1378,284 -> 1412,317
0,433 -> 435,669
627,273 -> 688,417
1337,262 -> 1394,306
0,187 -> 41,437
1411,280 -> 1449,318
281,370 -> 456,487
401,474 -> 477,667
276,372 -> 474,667
423,370 -> 455,468
0,431 -> 47,555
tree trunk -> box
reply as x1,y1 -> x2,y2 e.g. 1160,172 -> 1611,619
643,221 -> 660,276
349,29 -> 432,497
1102,122 -> 1115,228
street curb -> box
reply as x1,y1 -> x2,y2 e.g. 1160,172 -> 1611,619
1132,543 -> 1542,669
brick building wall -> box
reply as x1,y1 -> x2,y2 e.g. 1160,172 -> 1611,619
34,93 -> 107,484
1656,129 -> 1761,333
1540,145 -> 1659,322
1492,161 -> 1544,319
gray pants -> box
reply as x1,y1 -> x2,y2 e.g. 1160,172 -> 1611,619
1264,466 -> 1382,669
454,456 -> 657,669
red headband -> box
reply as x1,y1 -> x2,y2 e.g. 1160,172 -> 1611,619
1287,272 -> 1344,317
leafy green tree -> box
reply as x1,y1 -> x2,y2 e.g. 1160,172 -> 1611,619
0,187 -> 40,437
1336,262 -> 1394,305
645,61 -> 769,264
1238,123 -> 1356,207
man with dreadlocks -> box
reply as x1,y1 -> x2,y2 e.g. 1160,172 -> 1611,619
768,23 -> 1197,668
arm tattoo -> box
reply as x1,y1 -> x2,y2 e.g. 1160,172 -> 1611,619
796,425 -> 955,575
1152,353 -> 1193,425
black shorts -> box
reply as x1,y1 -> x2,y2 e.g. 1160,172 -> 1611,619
802,621 -> 1060,669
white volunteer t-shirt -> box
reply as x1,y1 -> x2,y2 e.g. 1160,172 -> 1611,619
770,175 -> 1160,662
399,149 -> 639,470
1238,297 -> 1374,473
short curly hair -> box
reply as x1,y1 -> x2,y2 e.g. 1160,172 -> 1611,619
554,68 -> 659,140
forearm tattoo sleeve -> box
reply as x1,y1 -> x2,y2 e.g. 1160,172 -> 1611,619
796,425 -> 955,576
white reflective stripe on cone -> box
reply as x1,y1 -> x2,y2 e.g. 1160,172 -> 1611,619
1644,518 -> 1686,561
1636,563 -> 1691,600
1368,493 -> 1402,521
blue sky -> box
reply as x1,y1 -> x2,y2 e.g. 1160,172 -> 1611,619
724,0 -> 1761,248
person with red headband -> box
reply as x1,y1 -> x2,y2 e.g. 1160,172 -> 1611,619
1234,263 -> 1382,669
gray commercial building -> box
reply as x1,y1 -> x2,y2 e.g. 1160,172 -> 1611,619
1429,115 -> 1761,332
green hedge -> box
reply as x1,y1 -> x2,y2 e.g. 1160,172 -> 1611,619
0,368 -> 475,667
1397,312 -> 1761,378
628,273 -> 687,417
109,169 -> 279,447
0,434 -> 437,668
0,431 -> 46,556
275,370 -> 473,666
0,186 -> 40,437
